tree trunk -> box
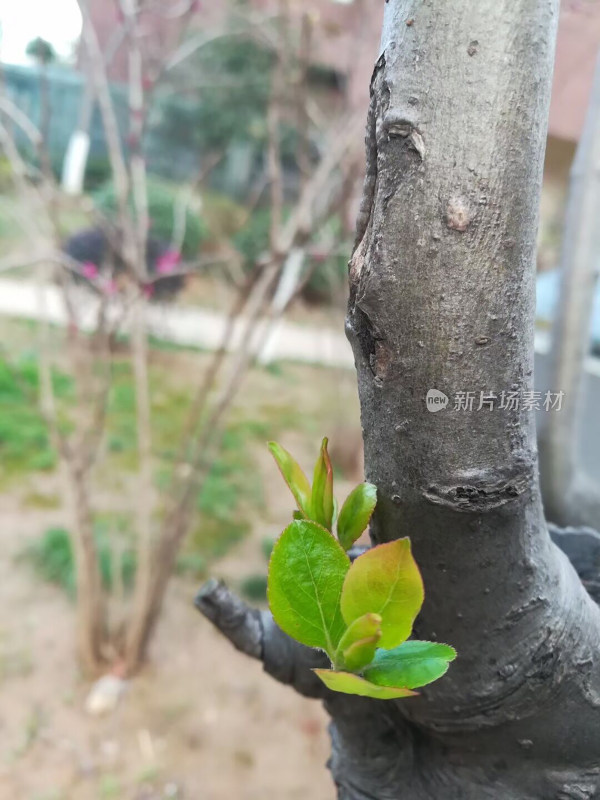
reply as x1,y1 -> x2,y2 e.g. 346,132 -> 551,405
198,2 -> 600,797
67,462 -> 107,675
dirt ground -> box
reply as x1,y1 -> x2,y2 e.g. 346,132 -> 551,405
0,309 -> 366,799
0,396 -> 367,800
0,464 -> 337,800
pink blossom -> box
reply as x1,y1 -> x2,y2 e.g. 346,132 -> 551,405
82,262 -> 99,280
103,279 -> 118,296
156,249 -> 181,275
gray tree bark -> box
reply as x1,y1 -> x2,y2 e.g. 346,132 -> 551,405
197,2 -> 600,797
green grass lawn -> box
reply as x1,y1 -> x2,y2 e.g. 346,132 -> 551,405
0,332 -> 265,590
0,317 -> 359,596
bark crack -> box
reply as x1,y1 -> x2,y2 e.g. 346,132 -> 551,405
349,55 -> 384,301
423,470 -> 533,511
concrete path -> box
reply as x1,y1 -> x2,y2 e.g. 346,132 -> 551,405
0,278 -> 355,369
3,278 -> 600,376
1,277 -> 598,481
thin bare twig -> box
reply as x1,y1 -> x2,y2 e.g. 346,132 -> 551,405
77,0 -> 129,222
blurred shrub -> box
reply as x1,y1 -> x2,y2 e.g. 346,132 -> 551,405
157,38 -> 273,154
201,191 -> 247,244
232,207 -> 271,268
175,552 -> 207,579
240,574 -> 268,602
239,535 -> 275,603
7,349 -> 268,586
0,356 -> 73,480
180,422 -> 265,565
22,527 -> 74,594
94,178 -> 208,259
26,36 -> 56,64
83,157 -> 112,192
23,490 -> 61,509
304,214 -> 350,303
232,208 -> 349,303
22,524 -> 136,598
261,536 -> 276,561
102,363 -> 265,567
303,252 -> 348,304
0,406 -> 55,475
185,423 -> 263,560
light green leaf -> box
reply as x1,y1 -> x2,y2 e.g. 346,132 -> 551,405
364,641 -> 456,689
335,613 -> 382,672
268,441 -> 312,516
268,520 -> 350,657
337,483 -> 377,550
340,538 -> 424,649
310,437 -> 334,530
313,669 -> 417,699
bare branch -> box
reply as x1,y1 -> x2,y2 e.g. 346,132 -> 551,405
77,0 -> 129,220
195,578 -> 263,659
170,150 -> 224,255
267,41 -> 284,253
295,13 -> 312,192
165,13 -> 278,72
0,95 -> 43,146
194,579 -> 328,699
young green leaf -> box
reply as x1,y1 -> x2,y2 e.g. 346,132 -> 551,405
364,641 -> 456,689
268,519 -> 350,657
268,441 -> 312,516
313,669 -> 417,699
335,613 -> 382,672
340,538 -> 424,649
337,482 -> 377,550
310,437 -> 334,530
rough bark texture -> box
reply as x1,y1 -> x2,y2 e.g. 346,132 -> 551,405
197,2 -> 600,798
